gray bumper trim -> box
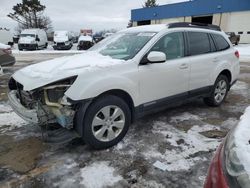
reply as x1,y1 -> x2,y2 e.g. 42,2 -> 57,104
8,90 -> 38,124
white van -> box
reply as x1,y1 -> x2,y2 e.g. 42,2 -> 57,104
18,29 -> 48,51
53,31 -> 73,50
0,29 -> 14,46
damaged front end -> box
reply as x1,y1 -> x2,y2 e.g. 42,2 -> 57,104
8,76 -> 77,129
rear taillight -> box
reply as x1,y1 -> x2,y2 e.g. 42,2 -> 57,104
235,50 -> 239,59
3,48 -> 12,55
204,144 -> 229,188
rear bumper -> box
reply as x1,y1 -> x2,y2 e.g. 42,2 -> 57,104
204,144 -> 229,188
8,90 -> 38,124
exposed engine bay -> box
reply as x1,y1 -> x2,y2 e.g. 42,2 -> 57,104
8,76 -> 77,129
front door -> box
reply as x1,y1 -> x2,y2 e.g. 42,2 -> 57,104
138,32 -> 190,107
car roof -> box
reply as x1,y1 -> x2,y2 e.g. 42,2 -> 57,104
120,24 -> 167,33
21,29 -> 43,34
120,24 -> 223,35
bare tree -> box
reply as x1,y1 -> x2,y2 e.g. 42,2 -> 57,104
143,0 -> 158,7
8,0 -> 53,33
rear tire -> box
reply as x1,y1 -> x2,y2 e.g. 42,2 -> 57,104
204,75 -> 229,107
79,95 -> 131,149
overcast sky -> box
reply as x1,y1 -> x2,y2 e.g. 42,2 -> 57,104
0,0 -> 185,33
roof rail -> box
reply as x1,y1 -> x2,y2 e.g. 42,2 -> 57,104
167,22 -> 221,31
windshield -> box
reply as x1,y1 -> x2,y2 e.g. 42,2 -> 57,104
90,32 -> 156,60
20,34 -> 35,38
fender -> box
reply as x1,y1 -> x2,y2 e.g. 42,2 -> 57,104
210,59 -> 233,85
65,74 -> 139,106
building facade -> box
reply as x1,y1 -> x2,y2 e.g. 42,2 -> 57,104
131,0 -> 250,43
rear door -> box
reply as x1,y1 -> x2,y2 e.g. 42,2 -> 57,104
186,31 -> 217,93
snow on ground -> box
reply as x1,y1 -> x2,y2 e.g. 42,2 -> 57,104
231,81 -> 249,98
235,44 -> 250,62
0,103 -> 27,133
143,120 -> 221,171
80,162 -> 123,188
170,112 -> 201,122
43,156 -> 123,188
0,103 -> 12,113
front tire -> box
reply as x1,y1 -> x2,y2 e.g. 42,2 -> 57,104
79,95 -> 131,149
204,75 -> 229,107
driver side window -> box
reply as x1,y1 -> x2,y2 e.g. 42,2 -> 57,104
151,32 -> 185,60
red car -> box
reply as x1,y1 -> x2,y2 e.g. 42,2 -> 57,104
204,107 -> 250,188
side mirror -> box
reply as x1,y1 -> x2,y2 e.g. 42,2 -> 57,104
147,51 -> 166,63
36,37 -> 40,42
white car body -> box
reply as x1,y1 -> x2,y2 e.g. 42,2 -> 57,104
0,29 -> 14,45
8,24 -> 240,147
14,25 -> 239,105
18,29 -> 48,50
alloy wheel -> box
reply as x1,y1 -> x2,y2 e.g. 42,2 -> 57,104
91,105 -> 125,142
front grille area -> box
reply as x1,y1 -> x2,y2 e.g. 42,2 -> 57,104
57,42 -> 65,46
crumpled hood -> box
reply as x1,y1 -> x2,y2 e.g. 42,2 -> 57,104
13,51 -> 125,91
19,36 -> 36,44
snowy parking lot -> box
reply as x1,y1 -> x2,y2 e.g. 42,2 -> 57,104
0,49 -> 249,188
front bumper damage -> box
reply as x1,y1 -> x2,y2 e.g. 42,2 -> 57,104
8,89 -> 75,129
8,90 -> 38,124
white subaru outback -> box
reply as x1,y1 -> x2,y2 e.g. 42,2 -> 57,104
8,23 -> 240,149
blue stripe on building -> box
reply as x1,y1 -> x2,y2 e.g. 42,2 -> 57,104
131,0 -> 250,21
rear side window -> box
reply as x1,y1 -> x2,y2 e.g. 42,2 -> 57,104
212,34 -> 230,51
188,32 -> 211,56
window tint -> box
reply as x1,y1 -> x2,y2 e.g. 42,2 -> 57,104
188,32 -> 211,56
209,34 -> 217,52
212,34 -> 230,51
238,31 -> 243,34
151,32 -> 184,60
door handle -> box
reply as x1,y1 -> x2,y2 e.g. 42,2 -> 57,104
179,63 -> 188,69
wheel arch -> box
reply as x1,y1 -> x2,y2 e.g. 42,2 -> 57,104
218,69 -> 232,83
96,89 -> 135,123
74,89 -> 136,137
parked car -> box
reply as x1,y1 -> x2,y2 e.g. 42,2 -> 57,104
18,29 -> 48,51
103,32 -> 114,38
204,106 -> 250,188
93,33 -> 104,43
0,28 -> 14,46
8,23 -> 240,149
53,31 -> 73,50
0,43 -> 15,66
226,32 -> 240,45
77,35 -> 94,50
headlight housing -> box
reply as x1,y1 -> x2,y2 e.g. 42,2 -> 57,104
43,76 -> 77,104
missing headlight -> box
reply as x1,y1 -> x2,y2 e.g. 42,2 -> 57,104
43,76 -> 77,103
